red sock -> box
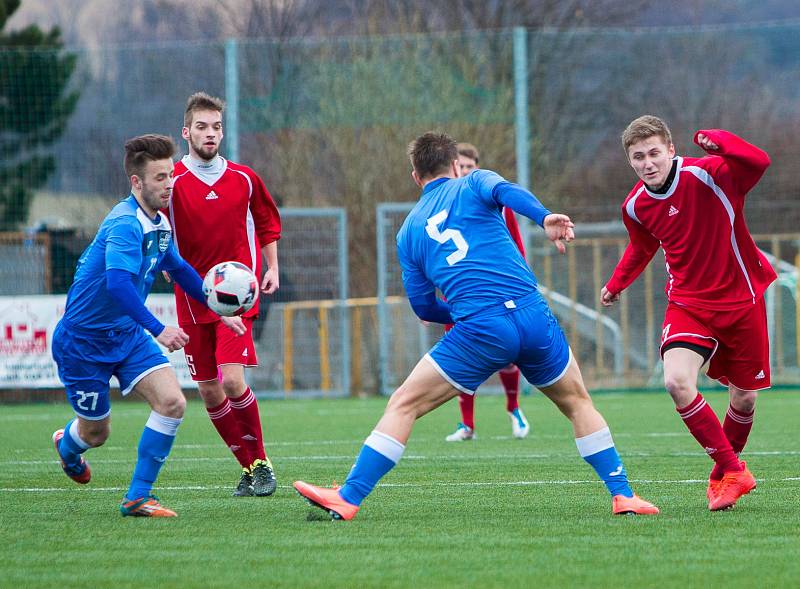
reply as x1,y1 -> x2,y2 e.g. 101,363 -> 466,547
230,387 -> 267,463
499,365 -> 520,412
710,405 -> 755,480
458,393 -> 475,430
677,393 -> 742,476
207,397 -> 252,469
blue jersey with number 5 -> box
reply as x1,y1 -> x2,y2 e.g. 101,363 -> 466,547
62,194 -> 182,332
396,170 -> 540,321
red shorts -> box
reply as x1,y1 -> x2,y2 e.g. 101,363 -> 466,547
660,299 -> 770,391
182,318 -> 258,382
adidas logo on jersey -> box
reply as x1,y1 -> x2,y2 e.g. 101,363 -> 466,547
668,205 -> 679,216
755,370 -> 765,380
205,190 -> 219,200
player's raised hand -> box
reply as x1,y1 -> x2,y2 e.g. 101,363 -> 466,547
543,213 -> 575,254
696,133 -> 719,152
261,266 -> 279,294
600,286 -> 620,307
220,315 -> 246,336
157,325 -> 190,352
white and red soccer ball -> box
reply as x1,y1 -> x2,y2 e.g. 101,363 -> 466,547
203,261 -> 258,317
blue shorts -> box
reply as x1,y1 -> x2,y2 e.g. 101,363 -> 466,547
427,291 -> 571,394
52,321 -> 171,420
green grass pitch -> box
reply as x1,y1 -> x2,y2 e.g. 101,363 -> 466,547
2,390 -> 799,588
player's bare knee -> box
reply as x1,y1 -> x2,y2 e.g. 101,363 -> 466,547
663,372 -> 696,405
158,393 -> 186,418
386,385 -> 423,418
731,388 -> 757,413
221,377 -> 246,398
82,424 -> 110,447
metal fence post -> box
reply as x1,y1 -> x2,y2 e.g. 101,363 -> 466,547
224,38 -> 239,163
338,208 -> 351,396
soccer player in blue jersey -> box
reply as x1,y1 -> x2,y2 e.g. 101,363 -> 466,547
295,132 -> 659,520
50,134 -> 245,517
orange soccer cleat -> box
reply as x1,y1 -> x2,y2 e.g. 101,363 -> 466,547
52,429 -> 91,485
707,478 -> 723,503
294,481 -> 360,520
612,494 -> 660,515
708,462 -> 756,511
120,495 -> 178,517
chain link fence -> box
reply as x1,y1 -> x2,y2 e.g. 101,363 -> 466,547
1,24 -> 799,394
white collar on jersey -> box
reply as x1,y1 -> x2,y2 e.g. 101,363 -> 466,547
643,156 -> 683,200
182,154 -> 228,186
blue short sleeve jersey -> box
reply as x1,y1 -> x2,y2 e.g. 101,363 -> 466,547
396,170 -> 540,321
62,195 -> 184,332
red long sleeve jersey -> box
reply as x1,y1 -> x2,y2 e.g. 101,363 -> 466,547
606,129 -> 776,310
167,157 -> 281,325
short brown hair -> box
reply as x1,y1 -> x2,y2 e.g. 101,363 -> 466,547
408,132 -> 458,180
123,134 -> 176,178
184,91 -> 225,127
456,142 -> 479,164
622,115 -> 673,152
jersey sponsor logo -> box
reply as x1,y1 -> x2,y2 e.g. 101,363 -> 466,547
755,370 -> 765,380
668,205 -> 679,217
158,230 -> 171,252
205,190 -> 219,200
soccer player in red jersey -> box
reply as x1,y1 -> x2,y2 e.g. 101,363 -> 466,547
445,143 -> 531,442
166,92 -> 282,497
601,115 -> 776,511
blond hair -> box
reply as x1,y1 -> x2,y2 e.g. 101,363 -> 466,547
622,115 -> 673,152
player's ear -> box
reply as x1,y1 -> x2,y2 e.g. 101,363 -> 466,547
130,174 -> 142,190
411,170 -> 423,188
452,159 -> 461,178
181,127 -> 190,141
667,142 -> 675,158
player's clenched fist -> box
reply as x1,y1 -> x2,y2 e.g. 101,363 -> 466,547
157,326 -> 190,352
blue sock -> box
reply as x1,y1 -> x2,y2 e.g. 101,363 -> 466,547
339,430 -> 405,506
576,427 -> 633,498
58,419 -> 90,470
126,411 -> 182,501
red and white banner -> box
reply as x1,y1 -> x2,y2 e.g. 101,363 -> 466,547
0,294 -> 196,388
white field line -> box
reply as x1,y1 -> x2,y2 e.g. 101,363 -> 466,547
3,477 -> 800,494
7,448 -> 800,466
6,449 -> 800,467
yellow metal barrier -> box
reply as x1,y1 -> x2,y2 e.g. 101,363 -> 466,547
281,296 -> 404,395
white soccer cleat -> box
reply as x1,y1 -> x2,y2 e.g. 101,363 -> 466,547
445,423 -> 475,442
508,408 -> 530,439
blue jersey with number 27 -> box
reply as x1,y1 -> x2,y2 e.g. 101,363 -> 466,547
397,170 -> 541,321
63,195 -> 184,332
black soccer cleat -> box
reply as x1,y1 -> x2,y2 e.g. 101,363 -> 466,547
233,468 -> 254,497
251,459 -> 277,496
